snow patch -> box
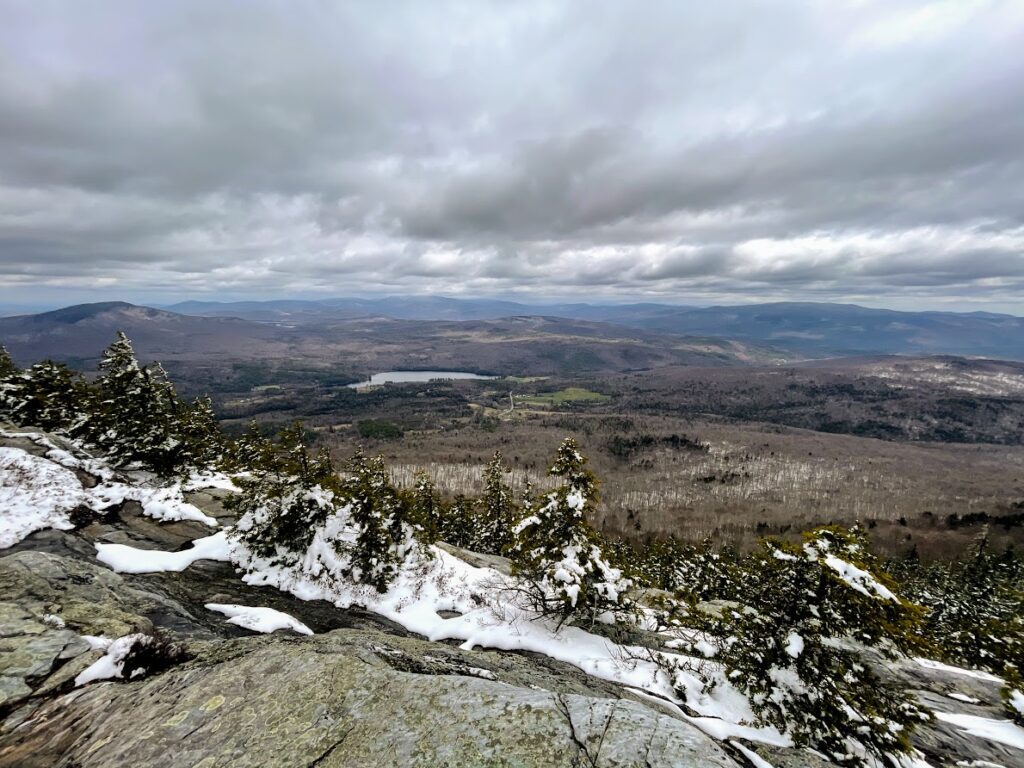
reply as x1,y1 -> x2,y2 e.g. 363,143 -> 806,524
96,531 -> 231,573
0,447 -> 80,547
821,553 -> 897,601
913,658 -> 1004,684
1009,689 -> 1024,718
0,433 -> 229,549
205,603 -> 313,635
93,532 -> 788,747
784,632 -> 804,659
933,712 -> 1024,751
75,634 -> 149,686
947,692 -> 981,705
730,741 -> 776,768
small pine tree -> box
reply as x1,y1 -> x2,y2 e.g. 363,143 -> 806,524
5,361 -> 91,434
228,422 -> 339,560
0,346 -> 18,417
339,451 -> 418,592
475,451 -> 516,555
510,438 -> 631,626
177,396 -> 224,469
438,494 -> 479,550
695,527 -> 930,766
228,420 -> 275,471
409,471 -> 441,544
0,346 -> 16,379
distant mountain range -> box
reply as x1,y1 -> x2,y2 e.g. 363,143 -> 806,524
1,299 -> 1022,368
165,297 -> 1024,361
0,301 -> 773,376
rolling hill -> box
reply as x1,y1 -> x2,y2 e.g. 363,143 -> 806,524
166,298 -> 1024,360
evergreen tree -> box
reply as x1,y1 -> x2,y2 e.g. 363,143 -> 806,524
409,471 -> 441,544
4,361 -> 91,434
94,332 -> 181,472
0,345 -> 16,379
177,396 -> 224,469
228,419 -> 275,471
694,527 -> 930,766
475,451 -> 516,555
510,438 -> 631,626
228,421 -> 339,560
0,347 -> 16,420
339,451 -> 418,591
898,532 -> 1024,717
639,536 -> 741,600
438,494 -> 479,549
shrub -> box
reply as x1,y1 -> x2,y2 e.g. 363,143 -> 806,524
119,631 -> 191,680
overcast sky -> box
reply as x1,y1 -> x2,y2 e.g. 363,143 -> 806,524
1,1 -> 1022,313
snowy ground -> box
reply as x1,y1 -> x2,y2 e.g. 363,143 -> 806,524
0,429 -> 236,548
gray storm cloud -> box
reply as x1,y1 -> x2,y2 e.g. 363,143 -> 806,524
0,0 -> 1022,310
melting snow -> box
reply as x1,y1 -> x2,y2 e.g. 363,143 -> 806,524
205,603 -> 313,635
948,692 -> 982,704
784,632 -> 804,659
913,658 -> 1005,685
730,741 -> 776,768
0,447 -> 80,547
0,432 -> 233,548
933,712 -> 1024,751
75,633 -> 150,686
821,554 -> 897,601
96,531 -> 231,573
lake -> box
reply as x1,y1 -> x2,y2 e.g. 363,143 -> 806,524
347,370 -> 496,389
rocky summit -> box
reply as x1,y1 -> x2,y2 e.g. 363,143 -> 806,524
0,429 -> 1021,767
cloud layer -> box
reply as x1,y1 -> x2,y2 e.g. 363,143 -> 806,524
1,1 -> 1022,310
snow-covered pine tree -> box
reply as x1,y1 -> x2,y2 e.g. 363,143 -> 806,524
176,396 -> 224,470
438,494 -> 479,550
475,451 -> 516,555
4,361 -> 91,435
228,421 -> 339,561
339,451 -> 418,592
228,419 -> 275,472
0,346 -> 17,419
94,332 -> 182,473
0,346 -> 16,379
643,537 -> 741,601
510,438 -> 631,627
899,530 -> 1024,721
694,526 -> 930,766
410,470 -> 441,544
